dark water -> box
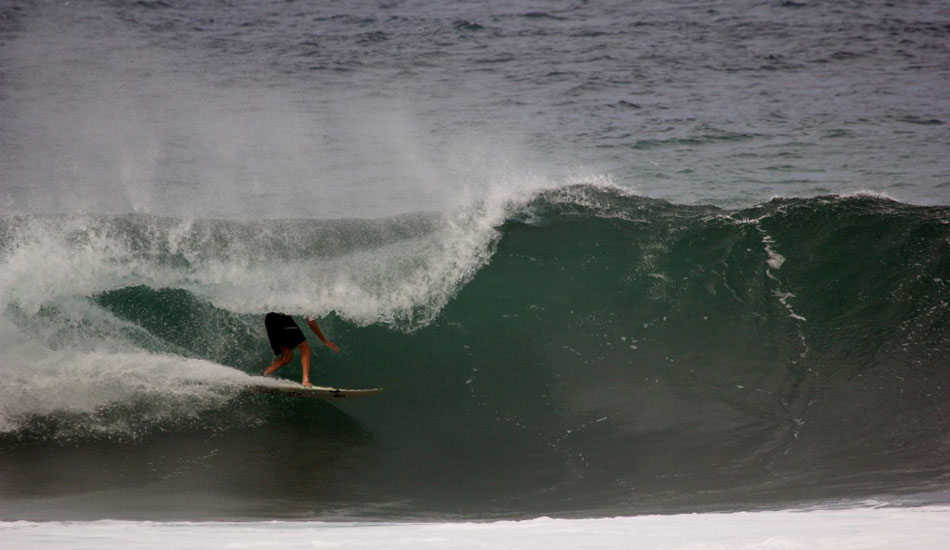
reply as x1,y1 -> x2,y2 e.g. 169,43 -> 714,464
1,188 -> 948,520
1,0 -> 948,522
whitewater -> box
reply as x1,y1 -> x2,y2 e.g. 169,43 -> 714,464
5,507 -> 950,550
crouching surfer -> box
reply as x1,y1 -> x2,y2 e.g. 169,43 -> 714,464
261,312 -> 340,387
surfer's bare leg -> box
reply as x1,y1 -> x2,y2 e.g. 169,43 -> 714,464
262,347 -> 293,376
299,340 -> 312,387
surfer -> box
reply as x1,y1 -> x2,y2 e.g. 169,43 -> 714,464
261,312 -> 340,387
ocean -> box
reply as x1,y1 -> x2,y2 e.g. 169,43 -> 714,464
1,0 -> 949,547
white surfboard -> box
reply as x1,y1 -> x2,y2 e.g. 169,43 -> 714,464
247,380 -> 383,400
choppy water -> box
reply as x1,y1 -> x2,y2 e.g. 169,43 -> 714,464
1,0 -> 948,524
2,0 -> 948,218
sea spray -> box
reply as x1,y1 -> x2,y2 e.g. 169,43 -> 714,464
0,177 -> 560,434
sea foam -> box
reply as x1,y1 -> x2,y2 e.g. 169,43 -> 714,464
2,506 -> 948,550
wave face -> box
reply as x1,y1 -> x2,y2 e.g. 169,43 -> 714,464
1,186 -> 949,519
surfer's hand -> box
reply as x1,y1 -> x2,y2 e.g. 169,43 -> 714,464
324,341 -> 340,353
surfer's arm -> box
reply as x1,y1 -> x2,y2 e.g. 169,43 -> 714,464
306,317 -> 340,352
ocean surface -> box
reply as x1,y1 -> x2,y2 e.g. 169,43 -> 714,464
1,0 -> 949,545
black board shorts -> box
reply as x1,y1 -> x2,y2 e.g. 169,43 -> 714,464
265,312 -> 307,355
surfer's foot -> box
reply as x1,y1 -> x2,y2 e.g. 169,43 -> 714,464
260,368 -> 272,377
301,380 -> 312,387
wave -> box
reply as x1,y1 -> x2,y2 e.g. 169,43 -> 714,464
1,185 -> 949,515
